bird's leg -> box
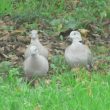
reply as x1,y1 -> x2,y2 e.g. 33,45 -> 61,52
24,73 -> 35,86
86,64 -> 93,73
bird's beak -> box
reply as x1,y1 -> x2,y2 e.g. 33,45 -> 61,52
79,40 -> 85,44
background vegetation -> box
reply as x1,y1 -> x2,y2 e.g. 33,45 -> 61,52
0,0 -> 110,30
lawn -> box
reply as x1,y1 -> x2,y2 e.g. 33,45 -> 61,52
0,0 -> 110,110
0,61 -> 110,110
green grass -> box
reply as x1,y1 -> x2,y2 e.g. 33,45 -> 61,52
0,0 -> 110,110
0,44 -> 110,110
0,53 -> 110,110
0,0 -> 13,15
0,0 -> 110,31
0,68 -> 110,110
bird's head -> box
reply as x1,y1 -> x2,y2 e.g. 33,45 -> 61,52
69,31 -> 82,42
30,30 -> 38,39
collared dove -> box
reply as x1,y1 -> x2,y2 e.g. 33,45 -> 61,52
65,31 -> 93,69
24,45 -> 49,80
25,30 -> 48,59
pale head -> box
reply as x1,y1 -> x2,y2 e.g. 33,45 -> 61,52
30,45 -> 38,56
30,30 -> 38,39
69,31 -> 82,42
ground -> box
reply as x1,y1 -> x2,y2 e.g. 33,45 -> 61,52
0,0 -> 110,110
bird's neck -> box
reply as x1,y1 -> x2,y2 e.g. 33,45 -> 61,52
31,54 -> 39,59
71,41 -> 82,47
31,38 -> 39,44
72,40 -> 82,44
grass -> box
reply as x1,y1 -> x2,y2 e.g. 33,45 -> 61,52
0,66 -> 110,110
0,0 -> 110,31
0,51 -> 110,110
0,0 -> 110,110
0,0 -> 13,15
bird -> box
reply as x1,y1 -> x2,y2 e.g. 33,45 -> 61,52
65,31 -> 93,70
24,30 -> 48,59
24,45 -> 49,81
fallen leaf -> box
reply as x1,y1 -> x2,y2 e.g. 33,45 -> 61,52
45,79 -> 51,85
79,29 -> 90,38
34,105 -> 41,110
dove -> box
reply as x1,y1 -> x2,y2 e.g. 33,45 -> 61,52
25,30 -> 48,59
65,31 -> 93,70
24,45 -> 49,81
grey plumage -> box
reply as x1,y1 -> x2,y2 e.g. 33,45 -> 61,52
65,31 -> 93,69
25,30 -> 48,59
24,45 -> 49,80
